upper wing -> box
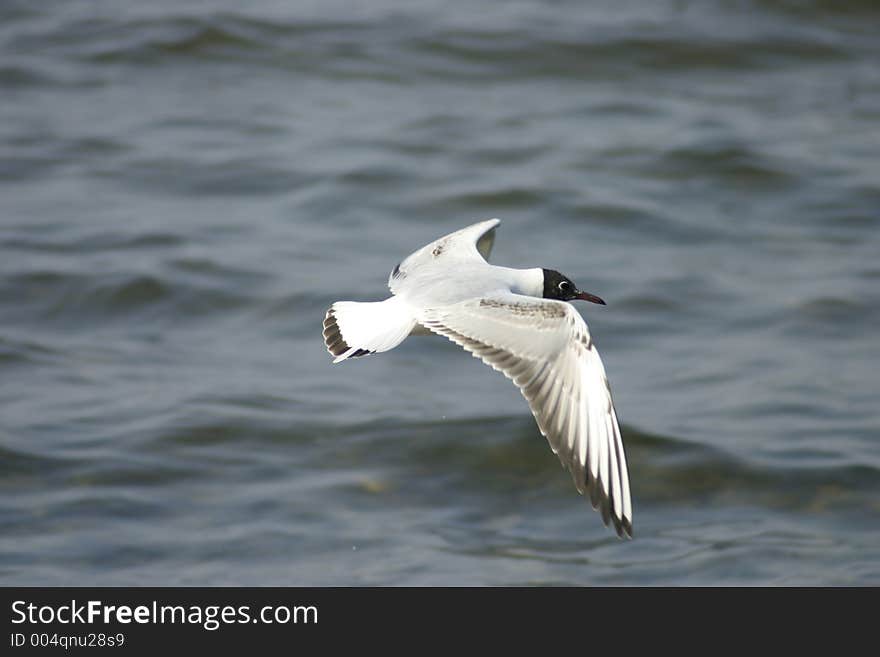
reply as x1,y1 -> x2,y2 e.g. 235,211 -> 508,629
419,292 -> 633,538
389,219 -> 499,294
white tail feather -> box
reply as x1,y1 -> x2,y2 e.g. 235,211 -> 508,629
322,297 -> 417,363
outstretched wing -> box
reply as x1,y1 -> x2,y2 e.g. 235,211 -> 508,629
389,219 -> 499,294
419,292 -> 633,538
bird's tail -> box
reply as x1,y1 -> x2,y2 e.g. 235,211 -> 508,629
323,297 -> 417,363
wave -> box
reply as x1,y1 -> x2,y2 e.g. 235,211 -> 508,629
315,415 -> 880,509
0,269 -> 251,325
9,8 -> 859,80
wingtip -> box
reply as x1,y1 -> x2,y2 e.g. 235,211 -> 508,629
585,471 -> 633,539
610,512 -> 634,540
475,217 -> 501,231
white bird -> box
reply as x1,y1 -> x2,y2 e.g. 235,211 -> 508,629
322,219 -> 633,538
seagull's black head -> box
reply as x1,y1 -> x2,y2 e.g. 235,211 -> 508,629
542,269 -> 606,305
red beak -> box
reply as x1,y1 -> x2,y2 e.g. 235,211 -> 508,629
575,291 -> 606,305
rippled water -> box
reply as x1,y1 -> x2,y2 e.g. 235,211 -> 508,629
2,0 -> 879,585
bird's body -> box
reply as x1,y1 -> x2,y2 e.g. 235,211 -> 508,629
323,219 -> 633,538
398,262 -> 543,308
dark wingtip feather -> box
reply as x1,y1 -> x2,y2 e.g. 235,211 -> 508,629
609,509 -> 633,540
586,470 -> 633,539
599,486 -> 612,527
588,471 -> 602,509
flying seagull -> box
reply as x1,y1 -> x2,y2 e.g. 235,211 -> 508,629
322,219 -> 632,538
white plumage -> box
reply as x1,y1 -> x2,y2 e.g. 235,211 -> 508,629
323,219 -> 633,538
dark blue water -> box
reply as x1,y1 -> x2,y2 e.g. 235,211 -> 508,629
2,0 -> 879,585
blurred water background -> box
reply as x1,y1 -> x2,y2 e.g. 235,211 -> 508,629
1,0 -> 879,585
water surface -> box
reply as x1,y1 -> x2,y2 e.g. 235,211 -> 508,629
1,0 -> 879,585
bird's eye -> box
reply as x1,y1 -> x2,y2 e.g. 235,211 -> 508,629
558,281 -> 572,292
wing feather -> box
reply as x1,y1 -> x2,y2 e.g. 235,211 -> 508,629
420,292 -> 633,538
389,219 -> 500,294
572,393 -> 588,495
